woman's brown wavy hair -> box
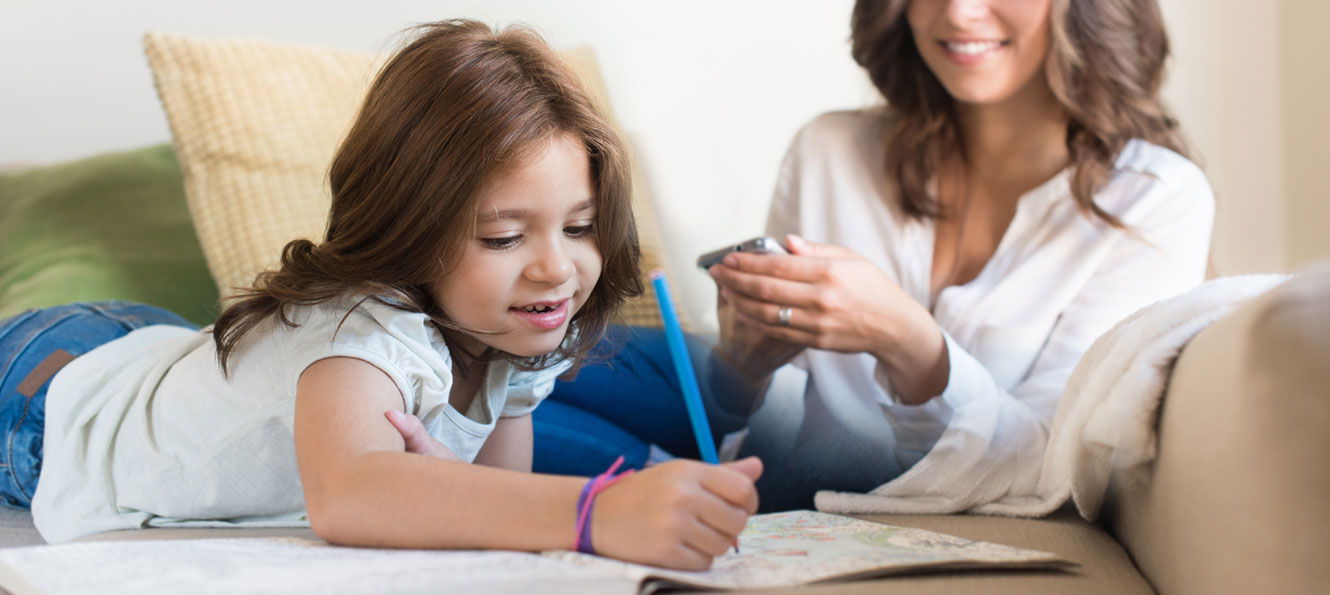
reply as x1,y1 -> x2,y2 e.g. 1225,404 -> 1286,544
212,19 -> 642,375
851,0 -> 1190,225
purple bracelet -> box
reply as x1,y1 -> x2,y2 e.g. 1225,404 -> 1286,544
574,456 -> 634,555
575,479 -> 597,553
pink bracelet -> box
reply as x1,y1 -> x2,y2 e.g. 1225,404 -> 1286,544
574,455 -> 635,555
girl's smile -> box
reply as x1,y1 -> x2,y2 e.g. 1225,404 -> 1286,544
510,299 -> 571,330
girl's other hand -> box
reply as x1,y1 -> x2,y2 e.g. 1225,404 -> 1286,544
384,409 -> 461,461
593,457 -> 762,570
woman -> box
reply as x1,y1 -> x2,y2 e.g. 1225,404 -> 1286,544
532,0 -> 1215,512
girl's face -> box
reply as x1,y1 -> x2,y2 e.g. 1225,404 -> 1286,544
432,134 -> 602,358
907,0 -> 1053,106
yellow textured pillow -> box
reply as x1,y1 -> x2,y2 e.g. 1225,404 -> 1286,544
144,31 -> 678,329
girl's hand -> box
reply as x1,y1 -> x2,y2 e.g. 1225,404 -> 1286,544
384,409 -> 461,461
593,457 -> 762,570
710,235 -> 947,403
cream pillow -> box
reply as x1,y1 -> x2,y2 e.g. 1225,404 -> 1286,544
144,31 -> 678,329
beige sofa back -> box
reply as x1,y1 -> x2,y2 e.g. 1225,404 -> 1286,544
1106,263 -> 1330,594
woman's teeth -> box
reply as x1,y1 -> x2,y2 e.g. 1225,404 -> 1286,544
945,41 -> 1003,55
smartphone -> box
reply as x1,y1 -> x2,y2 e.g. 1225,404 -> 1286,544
696,236 -> 789,270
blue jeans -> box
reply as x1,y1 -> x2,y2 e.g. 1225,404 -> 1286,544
533,326 -> 906,512
532,326 -> 747,474
0,302 -> 196,508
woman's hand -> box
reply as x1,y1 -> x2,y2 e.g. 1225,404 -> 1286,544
384,409 -> 461,460
710,279 -> 806,405
709,234 -> 948,404
593,457 -> 762,570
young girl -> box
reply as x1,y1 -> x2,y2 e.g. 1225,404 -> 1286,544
5,19 -> 760,570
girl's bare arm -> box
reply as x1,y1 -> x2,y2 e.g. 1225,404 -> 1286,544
295,357 -> 581,551
294,356 -> 761,569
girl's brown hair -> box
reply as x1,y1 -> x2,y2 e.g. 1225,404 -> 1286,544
212,19 -> 642,374
851,0 -> 1190,225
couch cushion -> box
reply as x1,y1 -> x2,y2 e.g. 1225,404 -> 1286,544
858,510 -> 1153,594
1106,262 -> 1330,594
142,31 -> 679,328
0,145 -> 218,325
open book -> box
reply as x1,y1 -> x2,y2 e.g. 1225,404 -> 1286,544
0,511 -> 1067,594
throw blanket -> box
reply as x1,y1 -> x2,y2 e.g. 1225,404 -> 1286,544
815,274 -> 1289,518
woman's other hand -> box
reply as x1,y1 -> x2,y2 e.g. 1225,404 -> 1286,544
709,234 -> 948,404
708,259 -> 806,416
594,457 -> 762,570
714,277 -> 805,376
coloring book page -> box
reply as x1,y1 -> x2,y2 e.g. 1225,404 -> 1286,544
0,510 -> 1065,594
547,510 -> 1067,591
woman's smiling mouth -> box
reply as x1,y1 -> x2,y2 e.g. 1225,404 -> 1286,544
939,39 -> 1008,64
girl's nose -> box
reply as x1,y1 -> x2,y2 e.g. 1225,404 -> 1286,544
524,240 -> 576,285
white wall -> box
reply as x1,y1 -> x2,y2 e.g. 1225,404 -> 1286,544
1160,0 -> 1286,276
1282,0 -> 1330,270
1,0 -> 871,328
1,1 -> 1299,328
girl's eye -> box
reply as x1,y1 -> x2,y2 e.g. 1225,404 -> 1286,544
481,235 -> 521,250
565,224 -> 594,238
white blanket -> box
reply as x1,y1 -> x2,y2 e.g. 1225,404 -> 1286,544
815,274 -> 1289,518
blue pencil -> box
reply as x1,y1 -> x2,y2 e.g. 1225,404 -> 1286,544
649,270 -> 719,464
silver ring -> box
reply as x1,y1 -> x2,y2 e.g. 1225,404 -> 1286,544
777,306 -> 792,327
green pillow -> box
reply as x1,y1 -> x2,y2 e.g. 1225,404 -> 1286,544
0,144 -> 219,326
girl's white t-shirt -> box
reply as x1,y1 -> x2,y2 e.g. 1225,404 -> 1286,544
31,297 -> 568,543
766,110 -> 1214,504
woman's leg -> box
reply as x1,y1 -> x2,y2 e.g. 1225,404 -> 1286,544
530,399 -> 653,475
0,302 -> 197,508
738,384 -> 907,512
533,325 -> 743,476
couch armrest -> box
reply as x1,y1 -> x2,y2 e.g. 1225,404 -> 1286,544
1104,264 -> 1330,595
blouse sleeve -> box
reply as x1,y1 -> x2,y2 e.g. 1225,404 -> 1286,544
764,123 -> 807,243
871,161 -> 1215,509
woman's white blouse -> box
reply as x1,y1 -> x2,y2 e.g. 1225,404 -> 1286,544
766,110 -> 1213,503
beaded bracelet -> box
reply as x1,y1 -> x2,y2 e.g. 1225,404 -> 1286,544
574,455 -> 635,555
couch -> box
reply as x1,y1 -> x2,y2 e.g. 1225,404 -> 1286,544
1,31 -> 1327,595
